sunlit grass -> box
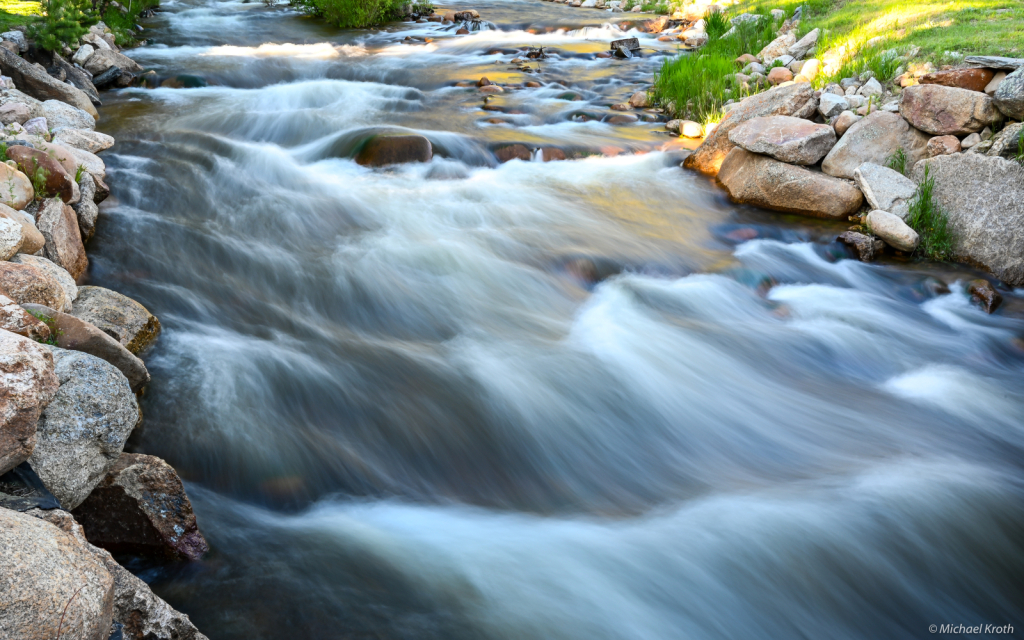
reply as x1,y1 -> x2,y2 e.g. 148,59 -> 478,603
0,0 -> 42,31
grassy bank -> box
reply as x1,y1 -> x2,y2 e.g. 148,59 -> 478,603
0,0 -> 41,32
292,0 -> 406,29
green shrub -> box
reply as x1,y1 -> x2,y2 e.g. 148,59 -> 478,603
27,0 -> 94,51
292,0 -> 403,28
907,165 -> 954,261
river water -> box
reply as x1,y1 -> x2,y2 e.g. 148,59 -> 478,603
86,0 -> 1024,637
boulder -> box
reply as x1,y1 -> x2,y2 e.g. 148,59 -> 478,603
0,100 -> 30,124
717,148 -> 864,219
919,68 -> 995,93
10,254 -> 76,311
36,198 -> 88,281
493,144 -> 532,163
33,140 -> 81,181
0,292 -> 50,341
968,279 -> 1002,314
992,66 -> 1024,120
73,453 -> 209,561
0,214 -> 22,259
684,82 -> 817,176
787,28 -> 819,59
355,134 -> 432,166
899,84 -> 1002,136
0,330 -> 58,474
798,58 -> 820,82
0,162 -> 33,210
833,110 -> 860,136
852,162 -> 918,220
857,77 -> 883,99
72,44 -> 95,66
628,91 -> 649,108
71,286 -> 161,354
0,508 -> 114,640
911,154 -> 1024,285
727,115 -> 836,164
22,305 -> 149,391
51,55 -> 101,107
83,48 -> 143,76
866,209 -> 919,251
767,66 -> 793,85
0,261 -> 67,311
926,134 -> 961,157
821,111 -> 930,179
963,56 -> 1024,70
41,99 -> 95,131
64,144 -> 106,180
27,346 -> 140,509
837,230 -> 885,262
0,47 -> 98,119
52,128 -> 115,154
984,122 -> 1023,160
819,93 -> 849,118
5,146 -> 75,203
758,32 -> 796,63
22,116 -> 47,137
0,203 -> 44,253
0,30 -> 27,52
73,172 -> 100,241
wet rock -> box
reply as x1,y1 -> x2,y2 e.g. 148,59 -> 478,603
727,115 -> 836,165
0,508 -> 115,640
541,148 -> 567,161
92,65 -> 123,90
628,91 -> 649,108
36,198 -> 88,281
821,111 -> 930,179
50,55 -> 101,107
5,146 -> 75,203
684,82 -> 817,176
833,110 -> 861,136
355,134 -> 432,166
0,162 -> 33,210
866,209 -> 918,251
10,255 -> 76,311
919,68 -> 995,93
605,113 -> 639,124
968,279 -> 1002,314
22,305 -> 150,392
476,76 -> 491,87
926,134 -> 961,157
31,509 -> 210,640
0,214 -> 22,259
41,99 -> 95,131
73,453 -> 208,561
717,148 -> 863,219
456,27 -> 469,34
73,172 -> 100,242
837,230 -> 885,262
992,66 -> 1024,120
0,292 -> 50,341
494,143 -> 532,162
71,286 -> 160,354
83,48 -> 143,77
852,162 -> 917,220
899,84 -> 1002,136
0,331 -> 58,475
442,8 -> 479,21
27,345 -> 140,509
0,47 -> 98,119
479,84 -> 503,94
911,154 -> 1024,285
0,261 -> 67,311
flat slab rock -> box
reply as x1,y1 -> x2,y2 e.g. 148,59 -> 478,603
72,286 -> 161,354
852,162 -> 918,220
821,111 -> 930,179
717,148 -> 863,220
964,56 -> 1024,70
899,84 -> 1002,136
727,115 -> 836,165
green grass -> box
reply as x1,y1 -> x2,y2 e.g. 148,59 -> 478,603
907,165 -> 954,261
0,0 -> 41,31
885,148 -> 908,175
292,0 -> 403,28
102,0 -> 158,48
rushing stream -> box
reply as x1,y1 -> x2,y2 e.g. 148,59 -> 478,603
84,0 -> 1024,637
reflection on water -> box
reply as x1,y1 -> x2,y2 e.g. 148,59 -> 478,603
90,0 -> 1024,637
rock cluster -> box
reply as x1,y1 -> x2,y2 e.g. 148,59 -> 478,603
0,20 -> 208,640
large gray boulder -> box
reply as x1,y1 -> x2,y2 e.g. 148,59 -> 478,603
727,115 -> 836,165
0,330 -> 58,475
911,154 -> 1024,285
0,47 -> 98,119
41,99 -> 95,131
0,508 -> 115,640
27,346 -> 141,509
11,254 -> 77,312
0,292 -> 51,341
0,260 -> 69,312
853,162 -> 918,220
717,148 -> 864,219
684,83 -> 817,176
72,286 -> 161,354
821,111 -> 930,179
36,197 -> 89,281
53,128 -> 115,154
899,84 -> 1002,136
83,48 -> 144,76
992,67 -> 1024,120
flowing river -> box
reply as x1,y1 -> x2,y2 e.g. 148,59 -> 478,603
86,0 -> 1024,637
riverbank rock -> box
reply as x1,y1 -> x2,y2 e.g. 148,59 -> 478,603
919,69 -> 994,93
837,230 -> 885,262
6,146 -> 76,203
27,346 -> 140,509
821,111 -> 930,179
684,82 -> 817,176
0,203 -> 44,253
0,293 -> 50,341
866,209 -> 919,251
22,304 -> 150,391
36,198 -> 88,281
356,134 -> 433,166
11,254 -> 76,311
83,48 -> 144,77
818,93 -> 849,118
0,261 -> 68,311
0,331 -> 58,475
0,508 -> 115,640
852,162 -> 917,220
899,84 -> 1002,136
983,122 -> 1023,160
71,286 -> 161,354
787,28 -> 818,59
992,67 -> 1024,120
727,115 -> 835,165
41,99 -> 95,131
717,148 -> 863,219
758,32 -> 796,63
53,128 -> 115,154
0,161 -> 33,210
0,215 -> 22,259
73,453 -> 208,561
74,172 -> 100,241
911,154 -> 1024,285
0,48 -> 98,120
926,134 -> 961,156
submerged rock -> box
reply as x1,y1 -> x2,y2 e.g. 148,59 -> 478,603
968,279 -> 1002,314
356,134 -> 433,166
493,143 -> 532,162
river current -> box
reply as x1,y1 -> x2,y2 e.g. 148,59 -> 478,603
87,0 -> 1024,637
